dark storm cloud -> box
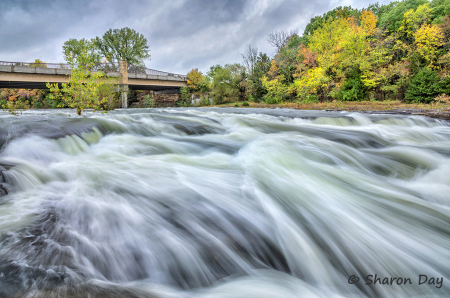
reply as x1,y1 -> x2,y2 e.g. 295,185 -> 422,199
0,0 -> 93,51
0,0 -> 392,74
141,0 -> 337,73
150,0 -> 249,37
0,0 -> 143,62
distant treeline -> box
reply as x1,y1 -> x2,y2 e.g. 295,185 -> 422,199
184,0 -> 450,105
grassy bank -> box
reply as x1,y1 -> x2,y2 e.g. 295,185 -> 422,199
211,100 -> 450,120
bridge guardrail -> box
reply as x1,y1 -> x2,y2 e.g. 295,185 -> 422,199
0,61 -> 186,79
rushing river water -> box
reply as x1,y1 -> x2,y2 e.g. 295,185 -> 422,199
0,108 -> 449,298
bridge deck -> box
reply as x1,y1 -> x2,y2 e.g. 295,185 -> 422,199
0,62 -> 187,90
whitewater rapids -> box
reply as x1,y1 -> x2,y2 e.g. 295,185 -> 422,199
0,108 -> 449,298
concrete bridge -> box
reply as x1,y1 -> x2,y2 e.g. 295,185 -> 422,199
0,60 -> 187,108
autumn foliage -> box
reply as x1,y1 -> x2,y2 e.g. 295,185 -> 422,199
187,1 -> 450,106
187,69 -> 204,91
255,0 -> 450,103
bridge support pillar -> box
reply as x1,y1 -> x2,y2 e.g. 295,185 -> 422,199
119,60 -> 128,109
120,85 -> 128,109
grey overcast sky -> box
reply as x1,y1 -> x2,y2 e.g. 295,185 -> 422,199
0,0 -> 391,75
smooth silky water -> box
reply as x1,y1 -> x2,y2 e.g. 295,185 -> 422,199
0,108 -> 449,298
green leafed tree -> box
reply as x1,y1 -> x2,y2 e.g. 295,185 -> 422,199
337,69 -> 367,101
300,6 -> 361,46
47,47 -> 119,115
95,27 -> 150,66
242,45 -> 271,101
405,67 -> 441,103
430,0 -> 450,24
62,38 -> 101,64
378,0 -> 428,33
209,64 -> 246,104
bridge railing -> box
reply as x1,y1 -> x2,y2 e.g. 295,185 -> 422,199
0,61 -> 187,79
0,61 -> 71,69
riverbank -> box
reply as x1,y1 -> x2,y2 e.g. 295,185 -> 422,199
214,101 -> 450,121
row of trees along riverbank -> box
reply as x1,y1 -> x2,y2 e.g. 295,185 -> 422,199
183,0 -> 450,107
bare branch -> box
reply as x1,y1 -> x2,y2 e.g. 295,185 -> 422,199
267,29 -> 299,52
242,44 -> 258,73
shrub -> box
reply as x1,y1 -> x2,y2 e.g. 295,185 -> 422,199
176,100 -> 191,107
32,101 -> 42,109
438,76 -> 450,95
18,90 -> 29,100
337,70 -> 366,101
143,94 -> 154,108
242,101 -> 249,106
301,95 -> 319,103
180,87 -> 190,101
199,96 -> 210,106
405,67 -> 441,103
1,91 -> 8,100
44,93 -> 53,108
262,75 -> 289,104
434,93 -> 450,103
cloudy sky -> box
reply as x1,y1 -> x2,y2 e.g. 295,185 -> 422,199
1,0 -> 391,75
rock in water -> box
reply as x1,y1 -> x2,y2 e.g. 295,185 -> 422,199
0,162 -> 14,197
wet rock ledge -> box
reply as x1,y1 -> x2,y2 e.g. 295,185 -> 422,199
363,108 -> 450,121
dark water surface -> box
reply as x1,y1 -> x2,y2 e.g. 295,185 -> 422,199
0,108 -> 450,298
